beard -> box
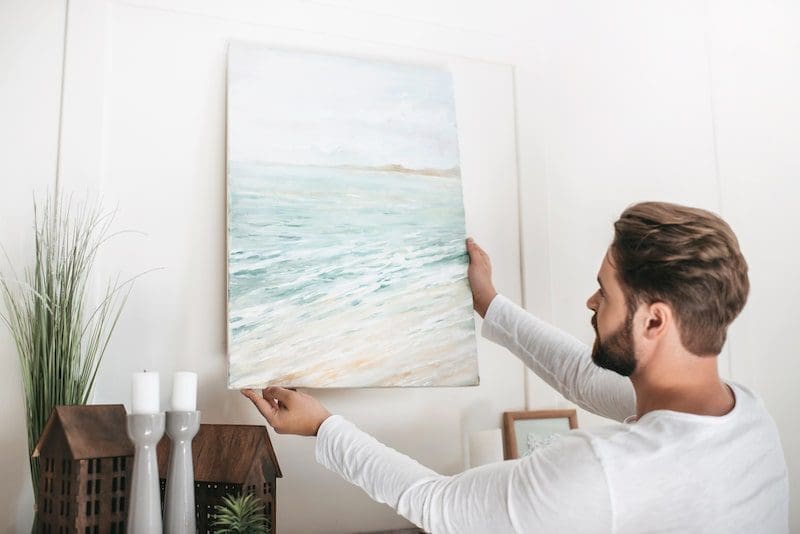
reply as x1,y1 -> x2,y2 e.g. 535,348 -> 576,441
591,312 -> 637,377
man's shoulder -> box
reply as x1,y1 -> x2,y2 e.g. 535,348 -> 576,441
521,424 -> 632,468
579,381 -> 784,459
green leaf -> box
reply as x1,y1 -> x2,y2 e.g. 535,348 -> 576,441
211,492 -> 270,534
0,193 -> 144,501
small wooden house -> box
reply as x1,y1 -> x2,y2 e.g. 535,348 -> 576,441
32,404 -> 133,534
157,424 -> 282,533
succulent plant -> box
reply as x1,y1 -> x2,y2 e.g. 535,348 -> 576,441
211,492 -> 270,534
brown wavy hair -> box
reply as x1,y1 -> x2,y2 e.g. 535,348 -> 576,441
610,201 -> 749,356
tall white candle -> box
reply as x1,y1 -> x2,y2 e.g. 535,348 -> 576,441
468,428 -> 504,468
170,371 -> 197,412
131,371 -> 160,414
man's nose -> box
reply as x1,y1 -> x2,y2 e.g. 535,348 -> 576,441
586,291 -> 598,311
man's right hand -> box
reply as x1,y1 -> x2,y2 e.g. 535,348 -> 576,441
242,387 -> 332,437
466,238 -> 497,318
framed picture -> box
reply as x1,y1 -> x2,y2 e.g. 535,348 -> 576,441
502,409 -> 578,459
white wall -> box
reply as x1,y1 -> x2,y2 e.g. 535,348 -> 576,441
0,0 -> 67,530
2,1 -> 798,532
514,2 -> 800,529
707,2 -> 800,527
4,1 -> 528,533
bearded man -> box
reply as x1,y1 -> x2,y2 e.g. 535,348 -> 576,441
244,201 -> 788,533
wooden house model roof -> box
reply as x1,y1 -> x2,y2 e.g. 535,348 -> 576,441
32,404 -> 133,460
157,424 -> 282,482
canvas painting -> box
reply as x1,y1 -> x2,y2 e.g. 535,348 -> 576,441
226,42 -> 478,388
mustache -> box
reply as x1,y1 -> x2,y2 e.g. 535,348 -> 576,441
591,314 -> 598,330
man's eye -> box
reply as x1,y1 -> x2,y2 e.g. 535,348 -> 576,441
598,289 -> 605,297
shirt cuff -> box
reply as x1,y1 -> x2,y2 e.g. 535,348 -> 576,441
481,293 -> 515,340
316,413 -> 344,438
315,414 -> 346,465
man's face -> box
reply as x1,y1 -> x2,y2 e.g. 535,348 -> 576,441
586,250 -> 637,376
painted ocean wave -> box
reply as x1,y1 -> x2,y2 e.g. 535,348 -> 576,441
227,161 -> 478,387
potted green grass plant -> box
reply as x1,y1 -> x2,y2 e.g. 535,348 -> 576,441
0,194 -> 138,522
212,493 -> 271,534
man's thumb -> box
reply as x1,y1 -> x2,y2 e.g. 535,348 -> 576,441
264,386 -> 293,406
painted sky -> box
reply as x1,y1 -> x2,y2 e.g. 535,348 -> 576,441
227,42 -> 460,171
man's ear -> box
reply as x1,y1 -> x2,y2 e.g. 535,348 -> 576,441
642,302 -> 671,340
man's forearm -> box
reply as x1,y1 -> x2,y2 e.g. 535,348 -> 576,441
481,294 -> 635,422
315,413 -> 612,533
315,415 -> 521,533
315,415 -> 438,511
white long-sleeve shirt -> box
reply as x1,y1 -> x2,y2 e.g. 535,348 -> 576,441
315,294 -> 789,533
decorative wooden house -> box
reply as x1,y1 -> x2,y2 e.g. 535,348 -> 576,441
157,424 -> 282,533
32,404 -> 133,534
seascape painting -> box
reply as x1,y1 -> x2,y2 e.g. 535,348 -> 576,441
226,42 -> 478,388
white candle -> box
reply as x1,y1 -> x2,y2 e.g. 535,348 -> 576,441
170,371 -> 197,412
468,428 -> 504,468
131,371 -> 160,414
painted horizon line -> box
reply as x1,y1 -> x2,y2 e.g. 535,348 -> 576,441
232,160 -> 462,179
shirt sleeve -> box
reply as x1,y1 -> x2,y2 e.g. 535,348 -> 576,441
482,294 -> 636,422
315,415 -> 612,533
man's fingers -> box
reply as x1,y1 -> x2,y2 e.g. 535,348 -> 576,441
466,238 -> 479,258
264,386 -> 294,407
245,389 -> 275,414
466,238 -> 489,263
242,389 -> 280,426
